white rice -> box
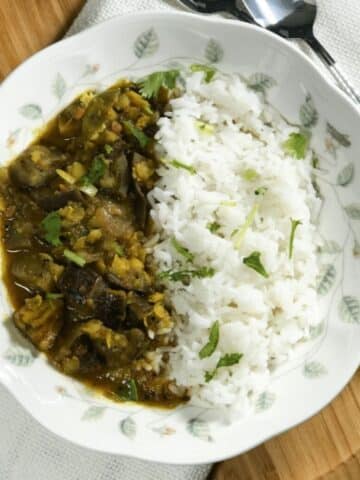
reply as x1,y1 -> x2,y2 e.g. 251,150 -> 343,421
149,70 -> 321,417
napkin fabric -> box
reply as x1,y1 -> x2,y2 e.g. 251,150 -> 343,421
1,1 -> 359,480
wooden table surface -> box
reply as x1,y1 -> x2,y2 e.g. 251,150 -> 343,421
1,1 -> 359,479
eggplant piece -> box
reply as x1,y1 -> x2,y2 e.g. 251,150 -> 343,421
112,153 -> 130,197
37,189 -> 84,211
58,266 -> 106,322
11,253 -> 63,292
9,145 -> 65,188
95,289 -> 127,330
134,181 -> 147,230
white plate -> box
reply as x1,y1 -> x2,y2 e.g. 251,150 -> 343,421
0,12 -> 359,465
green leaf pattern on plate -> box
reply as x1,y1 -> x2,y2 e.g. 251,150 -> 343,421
326,122 -> 351,147
344,204 -> 360,220
255,391 -> 276,412
303,361 -> 327,378
318,240 -> 342,255
81,405 -> 106,421
187,418 -> 213,442
52,73 -> 66,99
337,163 -> 354,186
339,296 -> 360,324
317,264 -> 336,295
309,321 -> 325,339
120,416 -> 137,439
300,94 -> 318,128
3,346 -> 36,366
19,104 -> 42,120
205,39 -> 223,63
134,28 -> 159,58
247,73 -> 276,94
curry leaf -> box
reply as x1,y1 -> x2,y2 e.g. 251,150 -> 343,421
282,132 -> 309,159
205,39 -> 223,63
243,251 -> 269,278
289,219 -> 302,259
199,321 -> 219,359
171,238 -> 194,262
123,120 -> 149,148
41,211 -> 62,246
190,64 -> 216,82
134,28 -> 159,58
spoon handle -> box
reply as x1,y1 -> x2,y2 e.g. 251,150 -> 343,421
306,36 -> 360,105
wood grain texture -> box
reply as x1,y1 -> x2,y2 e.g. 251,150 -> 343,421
0,1 -> 359,479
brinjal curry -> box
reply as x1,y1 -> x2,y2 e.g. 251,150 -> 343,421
0,78 -> 185,405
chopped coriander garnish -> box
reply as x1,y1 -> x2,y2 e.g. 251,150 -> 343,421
289,218 -> 302,259
232,204 -> 259,249
113,243 -> 124,256
158,266 -> 215,282
243,251 -> 269,278
46,293 -> 64,300
104,144 -> 113,155
123,120 -> 149,148
138,69 -> 180,99
207,221 -> 221,233
190,64 -> 216,83
205,353 -> 243,382
169,159 -> 196,175
64,249 -> 86,267
241,168 -> 258,181
282,132 -> 309,159
199,321 -> 219,359
117,379 -> 138,401
254,186 -> 268,196
81,155 -> 106,186
195,120 -> 215,134
171,238 -> 194,262
41,211 -> 62,247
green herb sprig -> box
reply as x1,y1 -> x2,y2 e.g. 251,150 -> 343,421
243,251 -> 269,278
289,219 -> 302,259
41,211 -> 62,247
138,69 -> 180,99
199,321 -> 219,359
205,353 -> 243,382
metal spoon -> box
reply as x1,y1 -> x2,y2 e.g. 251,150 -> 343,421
178,0 -> 360,104
177,0 -> 254,22
242,0 -> 359,104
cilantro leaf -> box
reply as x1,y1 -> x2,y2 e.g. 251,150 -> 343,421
289,218 -> 302,259
207,221 -> 221,233
169,159 -> 196,174
282,132 -> 309,159
190,64 -> 216,83
117,379 -> 138,401
41,211 -> 62,247
199,321 -> 219,359
205,352 -> 243,382
243,251 -> 269,278
138,69 -> 180,99
123,120 -> 149,148
171,238 -> 194,262
81,155 -> 106,186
